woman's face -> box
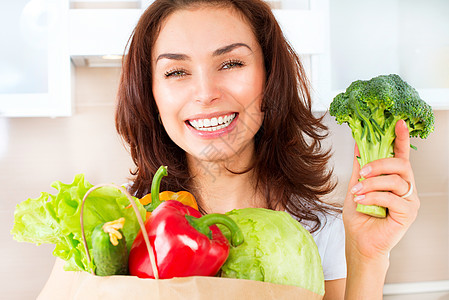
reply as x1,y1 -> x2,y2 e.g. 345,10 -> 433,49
152,6 -> 265,163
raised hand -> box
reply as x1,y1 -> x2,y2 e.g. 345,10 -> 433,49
343,120 -> 420,299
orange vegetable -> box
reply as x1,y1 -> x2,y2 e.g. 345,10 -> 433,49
137,191 -> 198,220
126,167 -> 198,220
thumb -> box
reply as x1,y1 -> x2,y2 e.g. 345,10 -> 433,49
394,120 -> 410,160
344,143 -> 361,211
349,143 -> 361,187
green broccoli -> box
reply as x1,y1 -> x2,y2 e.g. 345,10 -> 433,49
329,74 -> 435,218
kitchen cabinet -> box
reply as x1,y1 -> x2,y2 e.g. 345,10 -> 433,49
0,0 -> 71,117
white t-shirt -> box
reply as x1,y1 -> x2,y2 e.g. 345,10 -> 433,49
298,211 -> 347,281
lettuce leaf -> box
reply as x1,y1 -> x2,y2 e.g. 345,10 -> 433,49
11,174 -> 145,273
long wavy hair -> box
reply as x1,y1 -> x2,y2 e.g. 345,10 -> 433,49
115,0 -> 338,232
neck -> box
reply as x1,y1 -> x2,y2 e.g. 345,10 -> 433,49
187,144 -> 266,214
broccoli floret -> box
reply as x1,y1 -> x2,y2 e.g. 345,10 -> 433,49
329,74 -> 435,218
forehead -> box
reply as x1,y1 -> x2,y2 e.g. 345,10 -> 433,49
153,6 -> 258,57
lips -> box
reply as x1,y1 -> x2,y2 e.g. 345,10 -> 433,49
188,113 -> 237,132
185,112 -> 239,138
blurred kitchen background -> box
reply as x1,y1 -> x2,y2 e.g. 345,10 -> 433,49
1,0 -> 448,299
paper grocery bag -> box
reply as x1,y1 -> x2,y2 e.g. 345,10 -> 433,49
38,259 -> 323,300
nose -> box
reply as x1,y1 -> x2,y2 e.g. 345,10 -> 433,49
192,71 -> 221,105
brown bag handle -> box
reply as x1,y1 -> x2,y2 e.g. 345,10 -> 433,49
80,183 -> 159,279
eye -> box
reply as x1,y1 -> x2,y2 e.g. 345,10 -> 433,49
164,68 -> 189,78
220,59 -> 244,70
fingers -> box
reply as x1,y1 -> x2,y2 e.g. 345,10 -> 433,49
394,120 -> 410,160
359,157 -> 413,183
353,191 -> 420,226
350,174 -> 411,200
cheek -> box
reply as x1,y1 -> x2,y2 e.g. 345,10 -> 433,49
226,68 -> 264,104
153,87 -> 185,143
246,73 -> 265,132
238,69 -> 265,119
153,80 -> 184,120
153,80 -> 174,108
157,104 -> 183,135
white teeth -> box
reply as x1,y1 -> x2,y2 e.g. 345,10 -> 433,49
188,113 -> 236,131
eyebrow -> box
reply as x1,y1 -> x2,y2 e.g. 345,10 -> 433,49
156,53 -> 190,62
155,42 -> 252,63
213,42 -> 252,56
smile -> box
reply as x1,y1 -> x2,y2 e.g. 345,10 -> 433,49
188,113 -> 237,132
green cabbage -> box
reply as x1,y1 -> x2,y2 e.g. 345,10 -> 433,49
219,208 -> 325,296
10,174 -> 145,273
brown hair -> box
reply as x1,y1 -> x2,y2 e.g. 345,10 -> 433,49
115,0 -> 338,232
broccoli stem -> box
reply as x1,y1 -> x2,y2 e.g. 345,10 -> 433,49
353,116 -> 401,218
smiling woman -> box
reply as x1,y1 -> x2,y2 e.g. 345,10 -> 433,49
115,0 -> 343,296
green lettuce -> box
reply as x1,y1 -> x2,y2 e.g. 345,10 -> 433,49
11,174 -> 145,273
219,208 -> 325,296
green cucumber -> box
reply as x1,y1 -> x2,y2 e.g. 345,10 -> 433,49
91,218 -> 129,276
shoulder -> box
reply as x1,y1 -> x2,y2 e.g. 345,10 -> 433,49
298,209 -> 347,281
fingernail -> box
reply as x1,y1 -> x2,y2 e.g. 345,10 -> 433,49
360,165 -> 372,177
354,195 -> 365,202
351,182 -> 363,194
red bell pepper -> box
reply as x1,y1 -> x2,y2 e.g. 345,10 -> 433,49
128,166 -> 244,279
